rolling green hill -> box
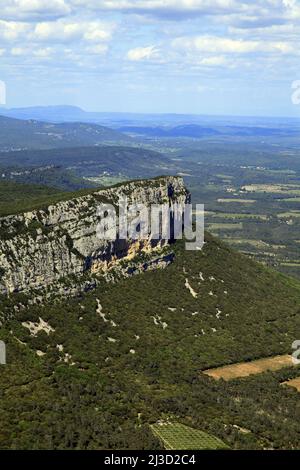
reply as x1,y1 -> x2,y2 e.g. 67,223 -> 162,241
0,232 -> 300,449
0,145 -> 178,180
0,166 -> 99,193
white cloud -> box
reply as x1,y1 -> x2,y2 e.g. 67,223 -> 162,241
71,0 -> 300,24
284,0 -> 300,19
11,46 -> 27,56
0,0 -> 71,21
68,0 -> 300,36
33,47 -> 53,57
10,46 -> 52,57
228,22 -> 297,35
127,45 -> 160,61
32,20 -> 114,43
0,0 -> 299,114
0,20 -> 30,41
0,17 -> 115,53
172,35 -> 297,55
72,0 -> 248,17
217,0 -> 300,29
85,43 -> 108,54
199,55 -> 227,66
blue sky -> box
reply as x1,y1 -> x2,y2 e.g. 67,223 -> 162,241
0,0 -> 300,117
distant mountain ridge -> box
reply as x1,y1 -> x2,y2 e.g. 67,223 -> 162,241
118,123 -> 300,138
1,105 -> 299,130
0,114 -> 131,151
0,105 -> 89,122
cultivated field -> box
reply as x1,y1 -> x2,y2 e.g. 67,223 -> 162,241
203,355 -> 293,381
227,238 -> 269,248
280,262 -> 300,267
277,211 -> 300,218
282,377 -> 300,392
242,184 -> 300,194
208,222 -> 243,230
217,198 -> 256,204
281,197 -> 300,202
212,213 -> 268,220
151,422 -> 228,450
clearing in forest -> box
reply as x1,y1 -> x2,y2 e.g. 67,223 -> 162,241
282,377 -> 300,392
150,422 -> 229,450
203,355 -> 293,381
217,198 -> 256,204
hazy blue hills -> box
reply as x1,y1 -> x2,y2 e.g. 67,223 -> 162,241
118,123 -> 300,139
1,106 -> 299,137
0,115 -> 131,151
2,106 -> 300,129
0,114 -> 184,189
0,105 -> 88,122
0,105 -> 213,125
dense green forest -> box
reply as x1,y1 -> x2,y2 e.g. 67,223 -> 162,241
0,181 -> 102,216
0,145 -> 175,179
1,234 -> 300,449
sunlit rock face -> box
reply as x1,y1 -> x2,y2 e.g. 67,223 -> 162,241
0,176 -> 189,294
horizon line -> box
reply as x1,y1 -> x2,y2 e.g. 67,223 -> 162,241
0,104 -> 300,121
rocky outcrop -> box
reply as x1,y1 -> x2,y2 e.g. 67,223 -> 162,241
0,176 -> 189,294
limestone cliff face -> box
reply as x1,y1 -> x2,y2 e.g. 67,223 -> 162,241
0,176 -> 189,294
